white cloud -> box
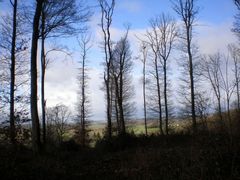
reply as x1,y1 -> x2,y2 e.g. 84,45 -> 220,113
42,55 -> 106,120
44,59 -> 78,110
88,68 -> 105,120
196,21 -> 236,54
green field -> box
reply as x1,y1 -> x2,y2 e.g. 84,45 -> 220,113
65,119 -> 189,143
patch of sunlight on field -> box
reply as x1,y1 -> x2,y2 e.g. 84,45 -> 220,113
63,129 -> 75,141
127,124 -> 159,135
62,119 -> 189,144
90,123 -> 105,136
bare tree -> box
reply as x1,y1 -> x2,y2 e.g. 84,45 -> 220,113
99,0 -> 115,139
111,28 -> 135,135
154,14 -> 177,135
46,104 -> 70,144
75,34 -> 91,146
172,0 -> 199,132
233,0 -> 240,39
201,53 -> 224,125
139,41 -> 148,135
39,0 -> 91,144
0,0 -> 30,143
195,91 -> 210,131
219,55 -> 235,135
228,44 -> 240,110
40,2 -> 46,145
202,52 -> 235,137
30,0 -> 44,153
9,0 -> 18,144
145,21 -> 164,135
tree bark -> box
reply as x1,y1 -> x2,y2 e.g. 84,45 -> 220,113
236,73 -> 240,110
163,60 -> 169,135
31,0 -> 44,153
119,73 -> 125,135
173,0 -> 198,133
186,25 -> 197,133
99,0 -> 115,139
10,0 -> 17,144
143,56 -> 147,136
105,69 -> 112,138
114,76 -> 120,133
154,54 -> 163,135
41,10 -> 46,145
81,44 -> 86,146
233,50 -> 240,110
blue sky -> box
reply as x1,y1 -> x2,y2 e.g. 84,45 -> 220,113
110,0 -> 235,28
86,0 -> 236,66
0,0 -> 238,121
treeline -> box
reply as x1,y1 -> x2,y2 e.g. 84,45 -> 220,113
0,0 -> 240,153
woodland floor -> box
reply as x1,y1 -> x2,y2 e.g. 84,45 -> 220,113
0,133 -> 240,180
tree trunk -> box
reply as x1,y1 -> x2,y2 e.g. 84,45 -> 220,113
31,0 -> 43,153
81,47 -> 86,146
143,58 -> 147,136
227,95 -> 233,138
236,77 -> 240,110
115,98 -> 120,133
105,68 -> 112,138
107,49 -> 112,139
235,66 -> 240,110
41,10 -> 46,145
163,60 -> 169,135
119,73 -> 125,135
186,27 -> 197,133
236,83 -> 240,111
114,76 -> 120,134
99,0 -> 115,139
10,0 -> 17,144
154,55 -> 163,135
216,88 -> 224,130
